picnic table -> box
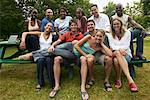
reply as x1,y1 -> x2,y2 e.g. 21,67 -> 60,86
0,35 -> 150,78
0,36 -> 33,68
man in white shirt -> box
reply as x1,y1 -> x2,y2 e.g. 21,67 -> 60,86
111,3 -> 146,60
88,4 -> 110,33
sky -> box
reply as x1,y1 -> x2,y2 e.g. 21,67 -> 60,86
89,0 -> 140,11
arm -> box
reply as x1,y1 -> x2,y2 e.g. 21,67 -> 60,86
36,20 -> 41,31
20,31 -> 41,50
74,35 -> 91,56
40,20 -> 45,32
24,20 -> 28,32
104,15 -> 111,33
128,16 -> 145,31
101,43 -> 112,57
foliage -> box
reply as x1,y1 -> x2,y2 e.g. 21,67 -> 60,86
103,2 -> 116,18
0,0 -> 24,39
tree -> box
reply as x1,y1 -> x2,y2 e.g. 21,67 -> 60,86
103,2 -> 116,18
0,0 -> 24,39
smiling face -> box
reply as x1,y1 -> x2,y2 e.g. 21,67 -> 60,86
60,8 -> 67,19
95,31 -> 104,44
45,9 -> 53,18
76,8 -> 82,19
116,4 -> 124,17
91,5 -> 99,18
87,21 -> 95,32
112,19 -> 122,32
45,22 -> 53,33
70,22 -> 77,32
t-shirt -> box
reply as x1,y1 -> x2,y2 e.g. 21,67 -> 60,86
54,16 -> 72,35
88,13 -> 110,32
59,31 -> 84,42
41,17 -> 54,32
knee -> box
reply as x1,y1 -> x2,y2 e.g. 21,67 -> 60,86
113,58 -> 118,64
80,56 -> 87,63
113,51 -> 121,57
54,56 -> 62,64
104,56 -> 112,64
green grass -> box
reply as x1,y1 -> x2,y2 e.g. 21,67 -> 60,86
0,37 -> 150,100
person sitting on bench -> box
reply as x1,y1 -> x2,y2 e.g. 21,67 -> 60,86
111,3 -> 147,60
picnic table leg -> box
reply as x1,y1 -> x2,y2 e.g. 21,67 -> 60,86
0,46 -> 6,69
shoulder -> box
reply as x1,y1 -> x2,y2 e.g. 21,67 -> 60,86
54,18 -> 60,23
100,13 -> 109,18
84,32 -> 90,36
88,16 -> 94,20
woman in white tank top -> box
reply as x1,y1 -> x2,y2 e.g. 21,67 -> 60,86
19,22 -> 58,60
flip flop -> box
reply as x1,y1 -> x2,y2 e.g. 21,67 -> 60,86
104,82 -> 112,92
81,91 -> 89,100
49,89 -> 59,98
86,80 -> 94,89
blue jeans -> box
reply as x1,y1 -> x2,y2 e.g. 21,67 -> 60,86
32,42 -> 76,62
129,28 -> 143,56
36,56 -> 54,87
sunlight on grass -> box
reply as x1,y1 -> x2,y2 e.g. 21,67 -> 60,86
0,37 -> 150,100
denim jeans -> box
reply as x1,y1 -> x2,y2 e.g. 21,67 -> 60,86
32,42 -> 76,62
129,28 -> 143,56
36,56 -> 54,87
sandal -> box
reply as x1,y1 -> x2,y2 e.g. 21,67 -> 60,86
81,91 -> 89,100
114,80 -> 122,89
129,83 -> 138,92
86,80 -> 94,89
104,82 -> 112,92
49,89 -> 60,98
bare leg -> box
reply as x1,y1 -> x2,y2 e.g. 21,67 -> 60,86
53,56 -> 62,90
87,55 -> 95,81
113,58 -> 122,81
104,56 -> 113,83
18,53 -> 32,60
114,51 -> 134,83
80,56 -> 88,92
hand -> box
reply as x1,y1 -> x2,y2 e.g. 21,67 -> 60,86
48,46 -> 55,52
72,40 -> 78,45
19,41 -> 26,50
119,49 -> 127,56
141,30 -> 146,38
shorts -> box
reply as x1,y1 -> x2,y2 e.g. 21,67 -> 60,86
124,54 -> 132,63
94,51 -> 105,66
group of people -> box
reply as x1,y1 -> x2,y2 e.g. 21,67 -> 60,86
18,3 -> 147,100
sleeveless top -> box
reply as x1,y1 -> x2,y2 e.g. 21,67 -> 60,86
73,42 -> 95,57
112,14 -> 129,30
39,33 -> 52,50
28,18 -> 39,31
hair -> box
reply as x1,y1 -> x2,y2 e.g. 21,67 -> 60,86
87,20 -> 95,25
111,18 -> 125,38
69,19 -> 77,26
31,9 -> 38,14
59,6 -> 67,13
91,4 -> 98,8
96,29 -> 105,36
76,7 -> 85,16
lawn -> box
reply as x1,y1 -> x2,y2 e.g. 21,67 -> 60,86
0,37 -> 150,100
